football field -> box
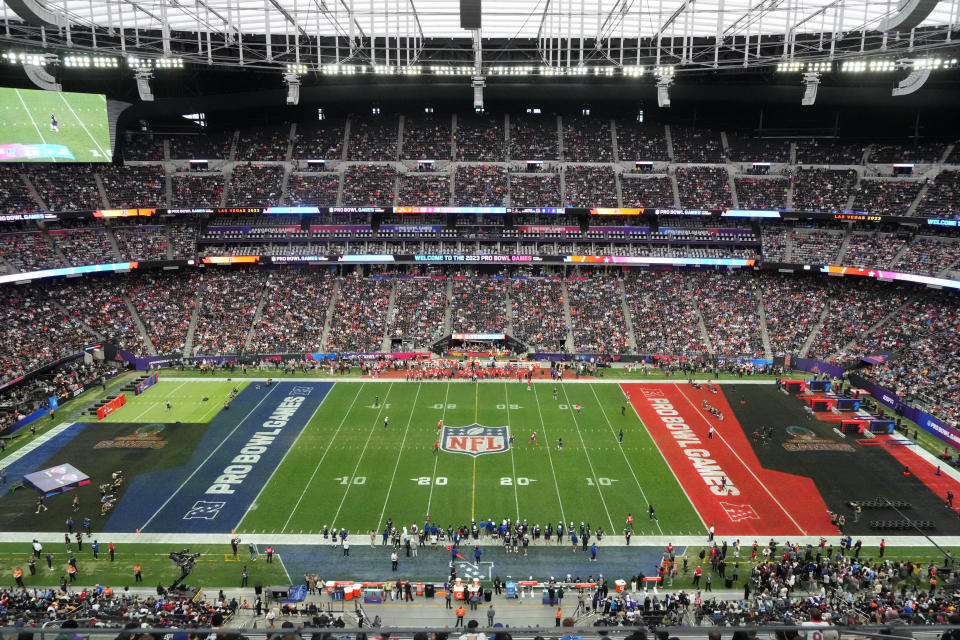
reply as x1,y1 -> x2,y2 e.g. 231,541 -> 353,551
235,381 -> 705,536
0,88 -> 111,162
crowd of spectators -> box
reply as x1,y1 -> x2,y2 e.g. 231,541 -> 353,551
842,232 -> 907,270
792,168 -> 857,212
625,272 -> 707,356
397,174 -> 451,206
726,136 -> 791,163
122,132 -> 165,161
615,119 -> 669,161
790,230 -> 844,264
235,124 -> 291,161
691,271 -> 765,357
194,269 -> 265,355
676,167 -> 733,209
248,269 -> 334,353
620,176 -> 675,208
326,276 -> 391,352
50,276 -> 148,355
564,166 -> 617,207
293,120 -> 345,160
285,174 -> 340,206
49,225 -> 115,266
562,116 -> 613,161
387,277 -> 447,348
670,127 -> 724,163
167,131 -> 234,159
509,174 -> 561,207
172,174 -> 225,207
853,180 -> 924,216
891,236 -> 960,276
510,115 -> 559,160
567,275 -> 629,353
168,223 -> 197,259
454,113 -> 505,161
0,230 -> 61,272
341,164 -> 397,206
859,293 -> 960,425
0,285 -> 92,381
869,142 -> 946,164
760,276 -> 828,355
126,271 -> 199,355
402,114 -> 452,160
0,165 -> 40,213
348,116 -> 399,161
915,170 -> 960,218
228,164 -> 285,206
795,140 -> 865,165
113,225 -> 169,261
29,165 -> 102,211
735,177 -> 788,209
100,165 -> 166,208
805,280 -> 906,361
509,278 -> 568,351
451,277 -> 507,334
455,165 -> 508,206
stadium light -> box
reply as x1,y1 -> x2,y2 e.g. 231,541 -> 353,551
623,65 -> 645,77
285,63 -> 308,75
156,57 -> 183,69
801,72 -> 820,105
64,54 -> 119,68
128,56 -> 183,70
2,51 -> 46,66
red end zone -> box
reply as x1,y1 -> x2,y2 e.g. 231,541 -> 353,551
623,383 -> 838,536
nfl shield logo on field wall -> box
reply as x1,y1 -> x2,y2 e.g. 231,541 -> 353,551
441,424 -> 509,457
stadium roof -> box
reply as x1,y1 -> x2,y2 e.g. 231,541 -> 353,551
0,0 -> 956,38
0,0 -> 957,73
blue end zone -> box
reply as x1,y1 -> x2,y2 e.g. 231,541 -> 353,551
0,423 -> 91,496
106,381 -> 333,533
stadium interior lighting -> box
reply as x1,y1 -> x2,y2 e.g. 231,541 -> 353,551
778,60 -> 831,73
654,65 -> 676,77
285,63 -> 308,75
801,71 -> 820,105
841,60 -> 867,73
283,72 -> 301,105
134,68 -> 154,101
489,65 -> 532,76
2,51 -> 45,66
321,64 -> 362,75
593,67 -> 615,76
776,61 -> 802,72
868,60 -> 896,72
156,57 -> 183,69
127,56 -> 152,69
623,65 -> 645,77
64,54 -> 119,68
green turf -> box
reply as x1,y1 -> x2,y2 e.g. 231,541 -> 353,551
237,381 -> 705,536
0,543 -> 289,589
0,88 -> 111,163
100,380 -> 247,423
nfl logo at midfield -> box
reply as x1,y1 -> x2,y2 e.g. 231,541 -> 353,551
441,424 -> 509,457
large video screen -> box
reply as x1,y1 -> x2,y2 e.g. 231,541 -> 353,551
0,88 -> 111,162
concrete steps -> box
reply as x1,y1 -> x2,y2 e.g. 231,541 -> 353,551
755,284 -> 772,360
182,288 -> 203,357
619,279 -> 638,354
320,278 -> 342,349
561,279 -> 575,353
799,306 -> 830,358
123,293 -> 158,356
381,278 -> 398,352
243,273 -> 272,351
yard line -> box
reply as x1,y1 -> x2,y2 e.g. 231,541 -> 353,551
240,382 -> 336,532
503,383 -> 520,521
275,553 -> 292,583
588,384 -> 663,535
138,384 -> 282,532
329,383 -> 395,528
280,383 -> 364,532
128,402 -> 161,422
531,384 -> 566,524
559,385 -> 617,532
375,383 -> 423,533
671,383 -> 806,535
57,92 -> 109,159
620,385 -> 708,534
425,382 -> 451,515
471,382 -> 478,519
14,89 -> 56,163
